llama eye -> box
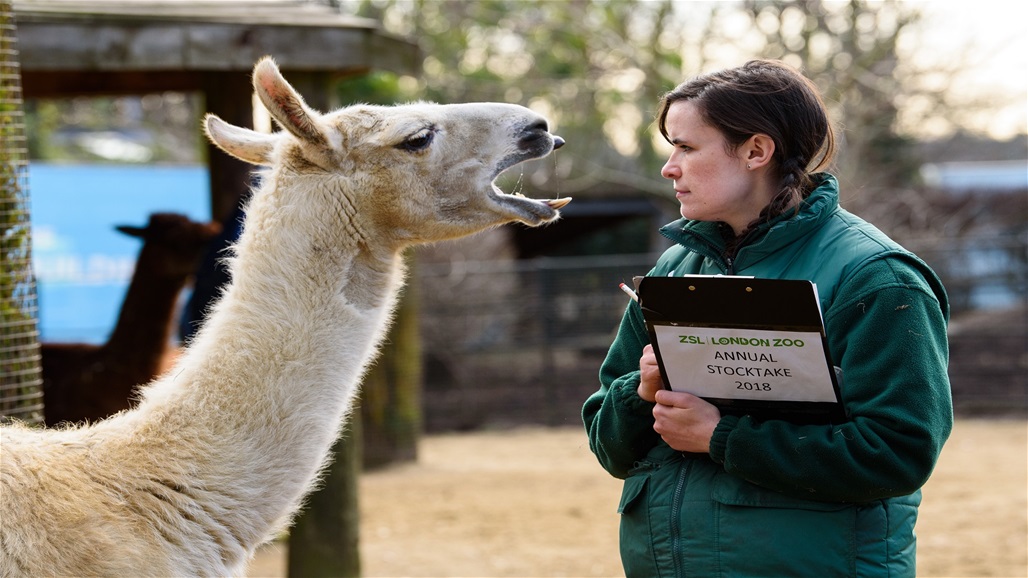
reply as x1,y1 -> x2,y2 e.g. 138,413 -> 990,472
397,129 -> 434,152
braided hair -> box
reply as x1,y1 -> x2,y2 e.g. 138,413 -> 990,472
656,60 -> 836,255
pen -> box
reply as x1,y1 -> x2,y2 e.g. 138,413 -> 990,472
619,282 -> 639,302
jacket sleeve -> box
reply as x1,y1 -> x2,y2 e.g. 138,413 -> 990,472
582,300 -> 662,479
707,256 -> 953,502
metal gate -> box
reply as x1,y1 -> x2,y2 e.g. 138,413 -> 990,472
1,1 -> 43,423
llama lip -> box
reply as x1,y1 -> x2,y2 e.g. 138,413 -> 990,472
495,146 -> 555,175
488,184 -> 572,223
489,132 -> 570,217
503,192 -> 572,210
501,127 -> 562,172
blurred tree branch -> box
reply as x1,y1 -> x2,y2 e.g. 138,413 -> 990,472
345,0 -> 1025,309
345,1 -> 1018,216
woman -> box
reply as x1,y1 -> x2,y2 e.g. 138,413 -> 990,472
583,60 -> 952,577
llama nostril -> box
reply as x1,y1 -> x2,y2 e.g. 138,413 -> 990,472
552,135 -> 565,150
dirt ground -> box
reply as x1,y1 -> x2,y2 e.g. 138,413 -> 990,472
247,418 -> 1027,578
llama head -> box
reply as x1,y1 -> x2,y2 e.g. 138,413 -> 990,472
115,213 -> 222,277
204,57 -> 570,248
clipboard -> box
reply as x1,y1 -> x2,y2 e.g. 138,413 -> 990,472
636,275 -> 845,423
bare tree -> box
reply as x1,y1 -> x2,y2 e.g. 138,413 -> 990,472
346,1 -> 1010,212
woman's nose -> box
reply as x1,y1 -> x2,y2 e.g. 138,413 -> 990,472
661,159 -> 679,180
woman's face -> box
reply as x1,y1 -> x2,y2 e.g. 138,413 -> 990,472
660,100 -> 769,235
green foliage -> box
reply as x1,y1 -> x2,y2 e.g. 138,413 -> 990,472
23,93 -> 204,164
344,0 -> 969,239
349,0 -> 687,185
335,71 -> 411,106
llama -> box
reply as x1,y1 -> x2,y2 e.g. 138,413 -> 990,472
0,56 -> 569,577
41,213 -> 221,427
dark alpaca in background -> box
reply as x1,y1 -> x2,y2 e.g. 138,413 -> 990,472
41,213 -> 220,426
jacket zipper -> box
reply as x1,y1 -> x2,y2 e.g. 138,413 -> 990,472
669,231 -> 733,276
660,228 -> 720,264
670,458 -> 690,577
662,222 -> 767,277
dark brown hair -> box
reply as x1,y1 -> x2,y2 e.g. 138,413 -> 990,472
657,60 -> 836,240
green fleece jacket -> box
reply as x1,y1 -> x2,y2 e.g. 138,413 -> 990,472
583,174 -> 952,577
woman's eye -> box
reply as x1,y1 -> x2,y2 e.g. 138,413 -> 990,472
398,130 -> 434,152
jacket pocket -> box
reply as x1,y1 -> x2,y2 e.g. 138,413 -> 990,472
618,471 -> 664,578
618,472 -> 649,515
711,474 -> 857,577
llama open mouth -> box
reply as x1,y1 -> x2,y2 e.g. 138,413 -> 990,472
489,134 -> 571,215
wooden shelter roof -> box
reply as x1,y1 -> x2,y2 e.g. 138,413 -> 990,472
12,0 -> 420,96
11,0 -> 421,220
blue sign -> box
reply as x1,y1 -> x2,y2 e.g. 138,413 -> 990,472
29,163 -> 211,344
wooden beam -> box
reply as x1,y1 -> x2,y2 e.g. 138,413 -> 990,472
15,22 -> 415,72
13,0 -> 421,220
21,70 -> 203,97
13,2 -> 421,83
202,71 -> 253,223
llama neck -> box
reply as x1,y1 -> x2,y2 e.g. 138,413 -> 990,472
128,195 -> 405,546
103,252 -> 184,365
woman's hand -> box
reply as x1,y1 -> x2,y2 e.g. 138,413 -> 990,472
638,344 -> 721,453
637,344 -> 664,403
652,390 -> 721,453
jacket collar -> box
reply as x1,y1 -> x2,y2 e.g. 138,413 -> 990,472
659,173 -> 840,269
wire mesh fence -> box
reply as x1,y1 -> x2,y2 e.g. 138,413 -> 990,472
914,235 -> 1027,415
0,1 -> 44,424
415,239 -> 1027,431
416,253 -> 655,430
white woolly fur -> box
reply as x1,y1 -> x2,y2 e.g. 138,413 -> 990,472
0,56 -> 569,577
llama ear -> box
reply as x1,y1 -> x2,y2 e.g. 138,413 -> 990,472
251,56 -> 327,146
204,114 -> 276,166
115,225 -> 147,239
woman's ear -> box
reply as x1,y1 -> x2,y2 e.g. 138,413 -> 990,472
742,134 -> 775,169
